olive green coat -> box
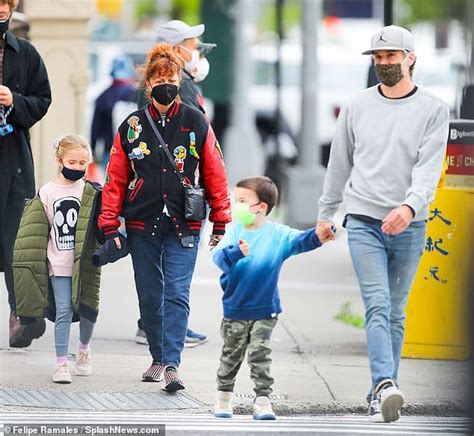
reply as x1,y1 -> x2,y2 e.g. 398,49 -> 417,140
13,182 -> 102,323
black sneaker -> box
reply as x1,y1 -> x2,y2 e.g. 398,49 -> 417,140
162,366 -> 185,393
142,361 -> 164,382
371,379 -> 404,423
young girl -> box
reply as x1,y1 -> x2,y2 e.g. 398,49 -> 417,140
13,134 -> 102,384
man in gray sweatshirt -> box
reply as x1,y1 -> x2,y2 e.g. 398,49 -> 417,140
316,26 -> 449,423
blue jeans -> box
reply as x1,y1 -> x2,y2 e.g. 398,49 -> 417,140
51,276 -> 95,357
345,216 -> 426,397
128,215 -> 199,367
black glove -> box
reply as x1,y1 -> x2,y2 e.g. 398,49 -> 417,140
92,234 -> 129,267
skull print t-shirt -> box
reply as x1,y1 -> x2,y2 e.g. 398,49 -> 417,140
39,179 -> 85,277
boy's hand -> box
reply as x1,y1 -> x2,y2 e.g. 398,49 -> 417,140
239,239 -> 249,256
316,221 -> 336,243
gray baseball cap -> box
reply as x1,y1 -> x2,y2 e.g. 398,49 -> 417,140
362,25 -> 414,55
156,20 -> 205,46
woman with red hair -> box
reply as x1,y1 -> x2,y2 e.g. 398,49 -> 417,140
98,43 -> 231,393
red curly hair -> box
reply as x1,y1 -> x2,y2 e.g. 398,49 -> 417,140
137,43 -> 182,98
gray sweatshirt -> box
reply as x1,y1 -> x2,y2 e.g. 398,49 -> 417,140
318,85 -> 449,222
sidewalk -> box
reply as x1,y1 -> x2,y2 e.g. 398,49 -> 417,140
0,227 -> 471,416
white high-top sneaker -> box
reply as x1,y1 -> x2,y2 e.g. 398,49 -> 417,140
214,391 -> 233,418
253,396 -> 276,420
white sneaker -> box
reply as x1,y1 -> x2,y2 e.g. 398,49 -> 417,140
373,379 -> 404,423
214,391 -> 233,418
52,362 -> 72,384
253,396 -> 276,420
75,347 -> 92,376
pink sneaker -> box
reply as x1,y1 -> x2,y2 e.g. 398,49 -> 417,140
75,347 -> 92,376
52,362 -> 72,384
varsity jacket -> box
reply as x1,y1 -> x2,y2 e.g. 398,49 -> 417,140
98,100 -> 231,241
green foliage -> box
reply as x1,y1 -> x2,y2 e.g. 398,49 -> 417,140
258,0 -> 301,37
401,0 -> 467,24
134,0 -> 201,22
172,0 -> 201,24
135,0 -> 158,20
334,302 -> 364,329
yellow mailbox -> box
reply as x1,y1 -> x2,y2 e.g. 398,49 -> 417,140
402,120 -> 474,360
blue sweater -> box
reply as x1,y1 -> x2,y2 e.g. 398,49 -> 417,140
211,221 -> 321,320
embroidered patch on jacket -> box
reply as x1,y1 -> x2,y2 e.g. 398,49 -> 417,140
127,116 -> 142,143
174,146 -> 187,173
189,132 -> 199,159
128,142 -> 150,160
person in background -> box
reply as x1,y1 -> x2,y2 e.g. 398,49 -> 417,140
90,54 -> 137,168
0,0 -> 51,348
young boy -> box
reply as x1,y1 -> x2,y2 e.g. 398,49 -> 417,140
211,176 -> 328,420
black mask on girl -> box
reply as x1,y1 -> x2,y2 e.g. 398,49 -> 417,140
151,84 -> 179,106
0,18 -> 10,37
62,166 -> 85,181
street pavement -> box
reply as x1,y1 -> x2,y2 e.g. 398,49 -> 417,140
0,411 -> 471,435
0,221 -> 472,429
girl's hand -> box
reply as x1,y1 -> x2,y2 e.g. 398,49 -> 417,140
239,239 -> 249,256
114,237 -> 122,250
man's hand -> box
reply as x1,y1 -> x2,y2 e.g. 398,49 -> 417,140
238,239 -> 249,256
0,86 -> 13,107
381,205 -> 414,235
316,221 -> 336,243
209,234 -> 223,249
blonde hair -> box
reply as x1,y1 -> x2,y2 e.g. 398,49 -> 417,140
0,0 -> 19,10
53,134 -> 93,164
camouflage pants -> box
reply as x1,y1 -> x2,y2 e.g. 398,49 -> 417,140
216,317 -> 278,396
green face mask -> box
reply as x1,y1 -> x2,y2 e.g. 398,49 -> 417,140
234,202 -> 259,226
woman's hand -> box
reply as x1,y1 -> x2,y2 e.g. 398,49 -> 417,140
113,237 -> 122,250
209,234 -> 223,249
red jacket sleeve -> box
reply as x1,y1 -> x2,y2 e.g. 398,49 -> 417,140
98,132 -> 132,239
200,125 -> 231,235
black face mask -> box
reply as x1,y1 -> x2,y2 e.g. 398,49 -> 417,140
62,166 -> 85,181
0,18 -> 10,37
151,84 -> 179,106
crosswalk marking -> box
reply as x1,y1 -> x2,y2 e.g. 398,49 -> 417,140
0,412 -> 470,435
